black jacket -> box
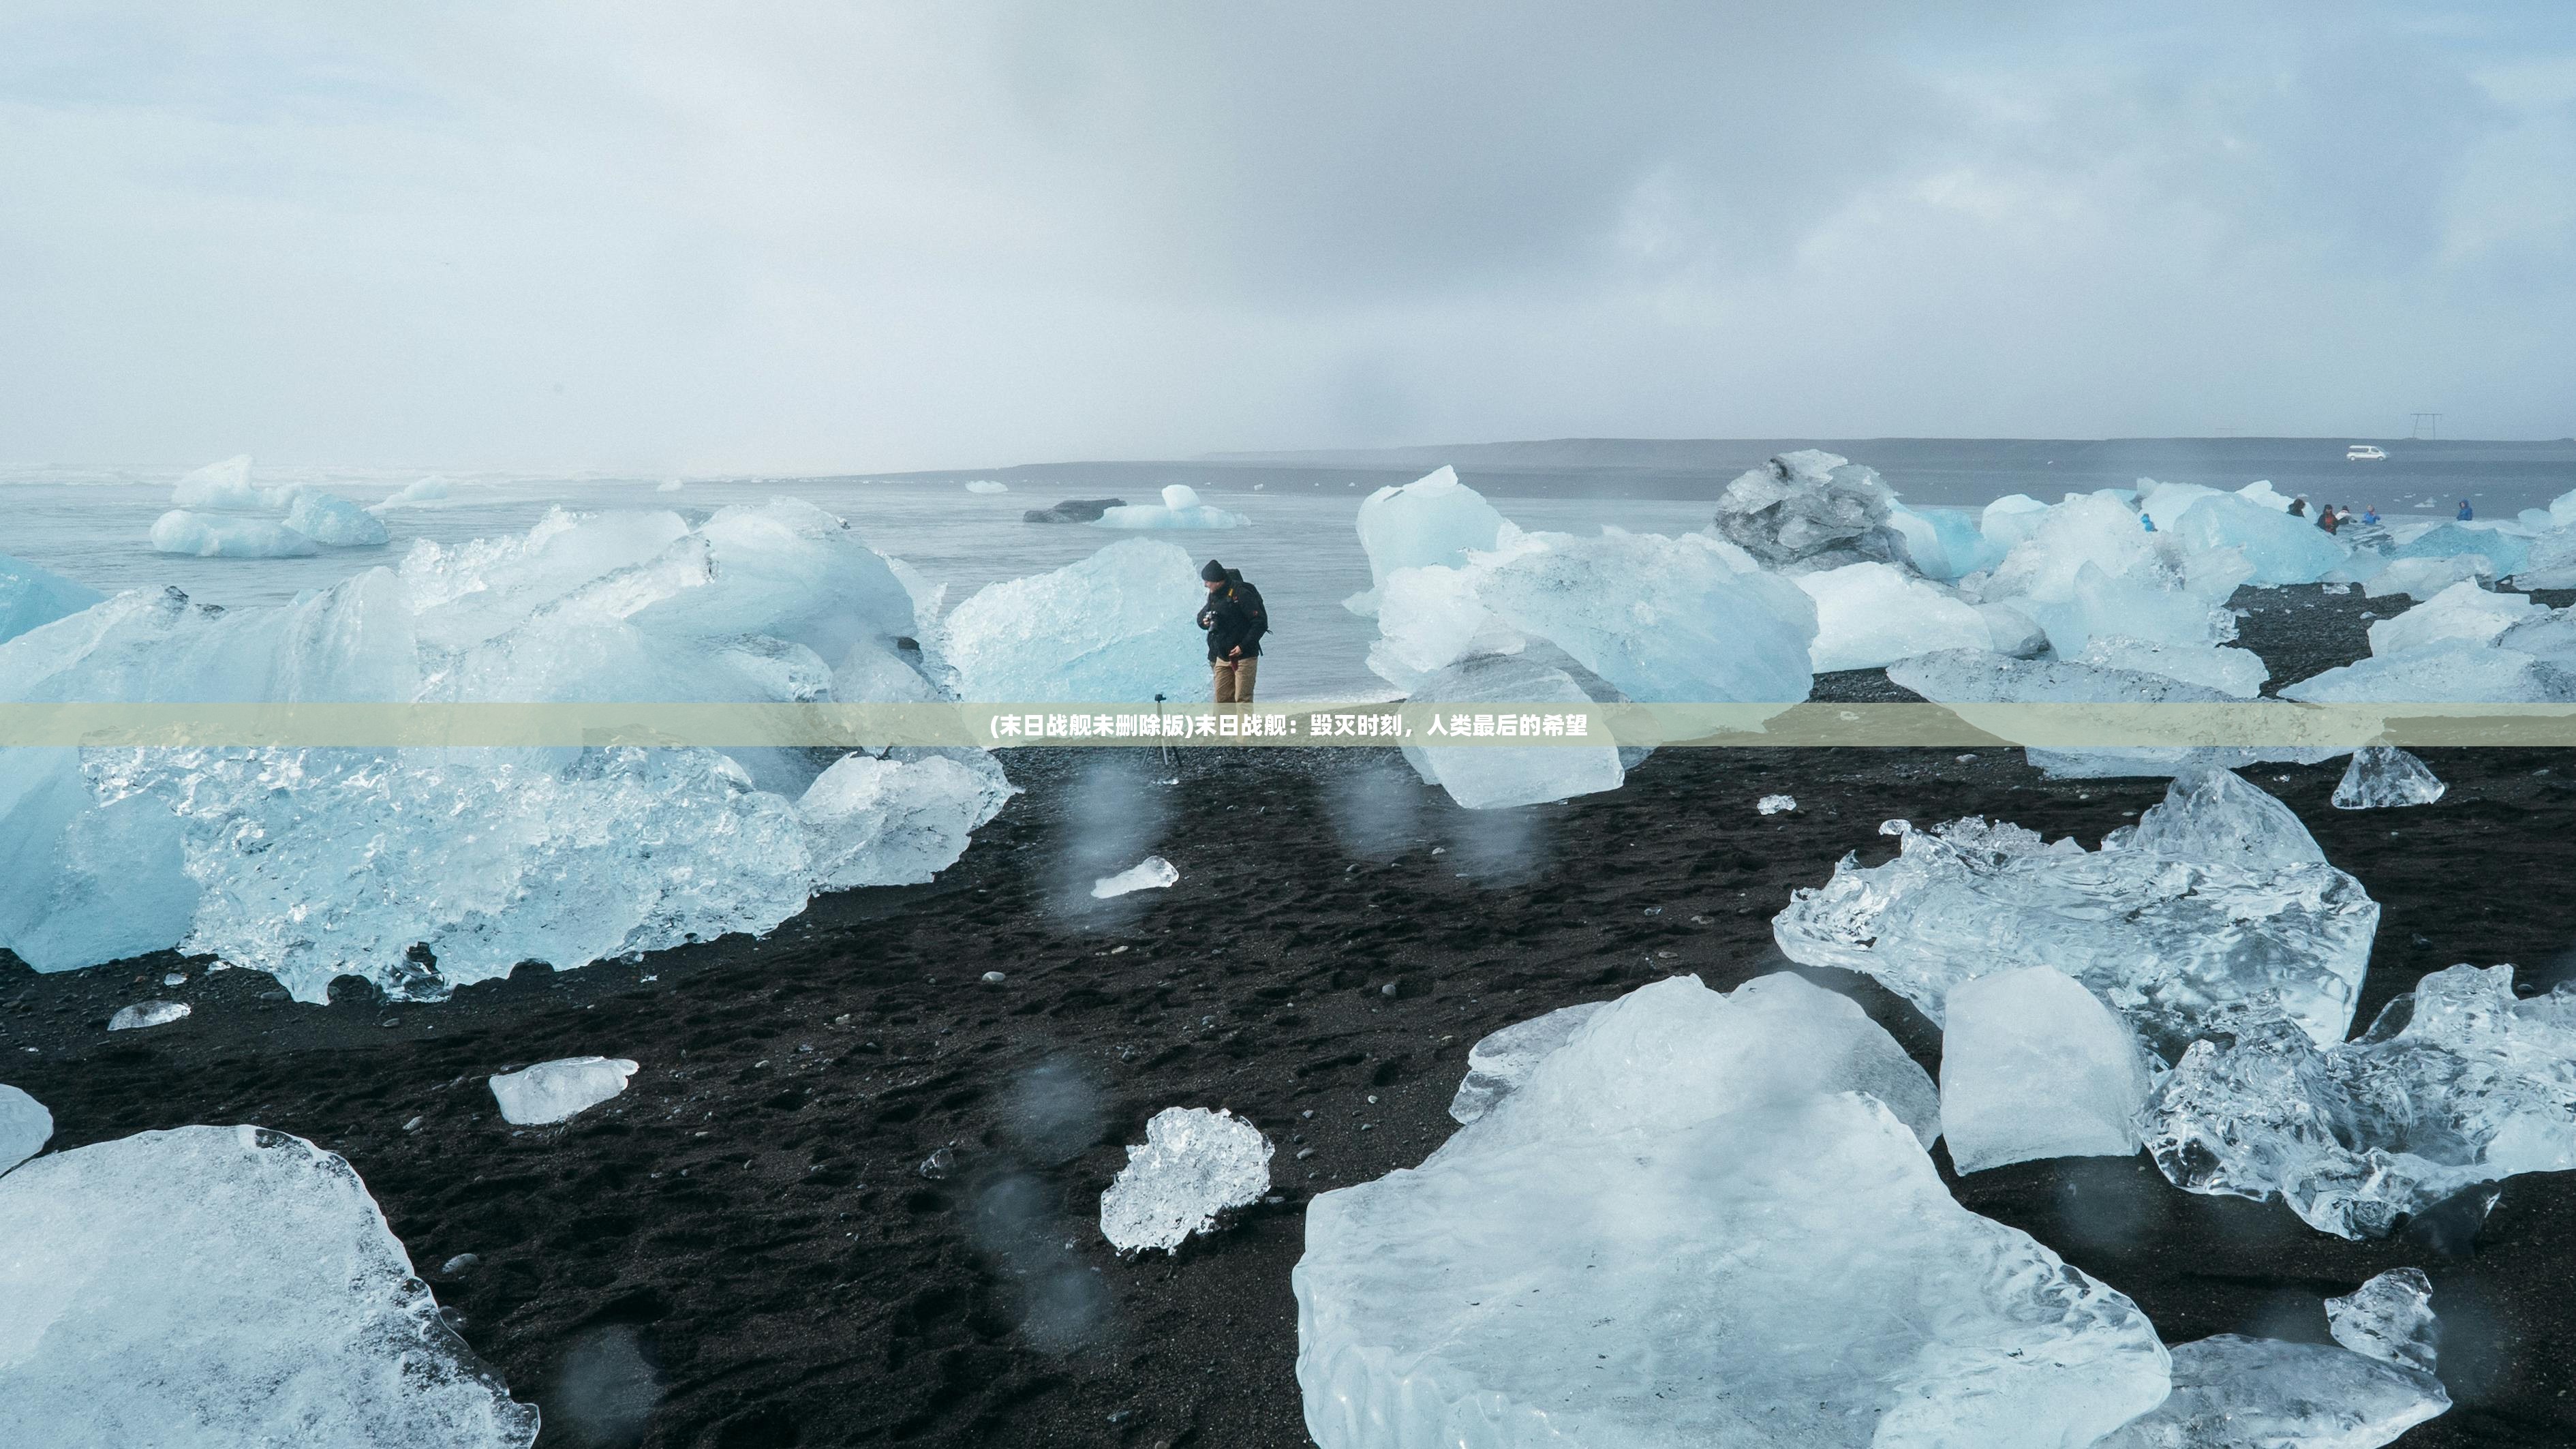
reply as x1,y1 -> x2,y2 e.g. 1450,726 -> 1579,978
1197,575 -> 1267,660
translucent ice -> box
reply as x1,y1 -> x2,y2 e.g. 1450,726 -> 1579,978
0,1125 -> 538,1448
2145,963 -> 2576,1238
1346,466 -> 1507,615
1758,793 -> 1796,814
168,454 -> 265,510
106,1000 -> 190,1031
1092,483 -> 1248,530
1885,503 -> 2008,580
0,553 -> 102,647
1711,449 -> 1909,568
941,538 -> 1210,701
1092,855 -> 1179,899
1099,1106 -> 1271,1253
373,474 -> 453,509
2332,747 -> 2446,809
1886,650 -> 2333,780
2390,521 -> 2528,579
1795,562 -> 1993,671
2280,641 -> 2576,704
800,750 -> 1019,888
2076,635 -> 2269,699
283,490 -> 392,547
964,479 -> 1009,494
2329,1268 -> 2439,1373
1295,974 -> 2165,1449
2093,1333 -> 2447,1448
1445,1001 -> 1606,1125
0,1084 -> 50,1174
1473,527 -> 1817,703
149,509 -> 320,558
489,1056 -> 637,1125
1939,966 -> 2158,1173
2156,489 -> 2348,585
1775,774 -> 2378,1057
2363,555 -> 2492,600
1395,654 -> 1625,809
2365,581 -> 2534,656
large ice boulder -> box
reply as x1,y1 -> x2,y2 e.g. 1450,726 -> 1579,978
1711,449 -> 1909,570
0,1084 -> 50,1174
0,1125 -> 538,1447
2146,486 -> 2348,585
284,490 -> 393,547
2367,580 -> 2535,657
2390,521 -> 2528,579
1294,974 -> 2167,1449
0,553 -> 103,648
2364,554 -> 2492,600
2074,635 -> 2268,699
1474,528 -> 1816,704
799,750 -> 1019,887
1795,562 -> 1993,671
1092,483 -> 1248,530
1939,966 -> 2158,1173
1346,466 -> 1507,615
1980,493 -> 2051,551
2280,640 -> 2576,704
1396,654 -> 1626,809
940,537 -> 1209,701
1975,494 -> 2241,654
149,510 -> 320,558
1775,772 -> 2379,1057
168,454 -> 266,510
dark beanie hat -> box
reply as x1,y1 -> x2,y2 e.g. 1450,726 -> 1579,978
1201,559 -> 1227,582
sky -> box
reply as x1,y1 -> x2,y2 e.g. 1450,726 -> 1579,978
1,1 -> 2571,473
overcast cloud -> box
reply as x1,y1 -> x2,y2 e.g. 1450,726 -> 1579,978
1,1 -> 2570,472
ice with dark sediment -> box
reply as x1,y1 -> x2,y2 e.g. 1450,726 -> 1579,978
1774,769 -> 2378,1057
283,490 -> 393,547
0,1083 -> 50,1174
489,1057 -> 639,1125
2145,962 -> 2576,1238
1939,966 -> 2160,1173
1711,449 -> 1910,570
1445,1001 -> 1606,1124
2075,635 -> 2269,699
2332,746 -> 2447,809
1099,1107 -> 1272,1253
0,1125 -> 538,1448
1296,974 -> 2168,1449
149,509 -> 320,558
2364,580 -> 2535,656
940,536 -> 1210,701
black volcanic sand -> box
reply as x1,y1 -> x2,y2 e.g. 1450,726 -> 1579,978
8,581 -> 2576,1448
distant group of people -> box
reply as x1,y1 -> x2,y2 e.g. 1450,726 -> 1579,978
2286,498 -> 2397,533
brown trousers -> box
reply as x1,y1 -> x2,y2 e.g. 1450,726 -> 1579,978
1212,655 -> 1259,705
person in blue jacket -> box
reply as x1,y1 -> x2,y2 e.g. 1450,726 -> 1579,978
2457,499 -> 2474,521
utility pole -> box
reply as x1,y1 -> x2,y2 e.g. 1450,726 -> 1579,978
2410,412 -> 2442,440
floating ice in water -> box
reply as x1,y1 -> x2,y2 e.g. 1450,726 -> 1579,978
106,1000 -> 190,1031
373,475 -> 453,509
2076,635 -> 2269,699
2333,746 -> 2446,810
655,479 -> 684,493
149,510 -> 319,558
1345,467 -> 1509,615
2147,962 -> 2576,1238
1794,562 -> 1992,671
2280,640 -> 2576,704
2366,580 -> 2535,656
1775,772 -> 2378,1057
2329,1268 -> 2439,1373
942,538 -> 1210,701
2363,554 -> 2492,600
1092,855 -> 1179,899
801,750 -> 1019,887
1295,974 -> 2163,1449
1939,966 -> 2158,1173
2093,1332 -> 2447,1448
964,479 -> 1009,494
1711,450 -> 1910,570
1445,1001 -> 1606,1125
0,1125 -> 538,1448
1092,483 -> 1248,530
283,490 -> 392,547
1758,793 -> 1796,814
0,553 -> 104,648
1023,496 -> 1124,523
489,1056 -> 638,1125
1099,1106 -> 1271,1253
0,1084 -> 50,1174
1396,654 -> 1625,810
168,455 -> 265,510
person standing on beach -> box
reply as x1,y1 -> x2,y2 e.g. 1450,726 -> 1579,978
1198,560 -> 1267,705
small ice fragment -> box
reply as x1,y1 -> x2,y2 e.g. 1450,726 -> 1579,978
487,1056 -> 637,1125
1757,794 -> 1796,816
918,1147 -> 955,1179
441,1253 -> 481,1276
106,1001 -> 190,1032
2093,1333 -> 2448,1448
162,971 -> 185,986
1092,856 -> 1179,899
1447,1001 -> 1606,1124
2333,747 -> 2447,810
981,971 -> 1007,983
1099,1106 -> 1271,1253
1939,966 -> 2157,1173
0,1084 -> 52,1173
2327,1268 -> 2440,1373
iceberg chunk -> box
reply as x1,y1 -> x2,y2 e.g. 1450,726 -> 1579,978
0,553 -> 103,647
1475,528 -> 1816,703
2333,746 -> 2446,809
2363,555 -> 2492,600
1099,1106 -> 1271,1253
489,1056 -> 637,1125
2329,1268 -> 2439,1373
1711,449 -> 1909,568
964,478 -> 1009,494
168,454 -> 265,510
2076,635 -> 2269,699
283,490 -> 393,547
2280,641 -> 2576,704
942,538 -> 1208,701
0,1084 -> 50,1174
1347,466 -> 1507,615
1794,562 -> 1993,671
2160,490 -> 2348,585
1885,503 -> 2007,580
1775,774 -> 2378,1056
1295,974 -> 2166,1449
149,509 -> 320,558
106,1000 -> 190,1031
2365,581 -> 2535,656
800,750 -> 1018,888
1445,1001 -> 1606,1125
1092,483 -> 1248,530
2093,1333 -> 2447,1449
0,1125 -> 538,1448
1091,855 -> 1179,899
2390,521 -> 2528,579
1886,649 -> 2335,779
373,474 -> 452,510
1939,966 -> 2158,1173
2145,963 -> 2576,1238
1396,654 -> 1625,809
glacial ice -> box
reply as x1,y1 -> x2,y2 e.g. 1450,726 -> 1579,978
1711,450 -> 1910,569
0,553 -> 102,647
1885,503 -> 2008,580
2390,522 -> 2528,579
964,479 -> 1009,494
2333,747 -> 2447,810
2092,1333 -> 2447,1449
1346,466 -> 1507,615
1445,1001 -> 1606,1124
1099,1106 -> 1272,1253
2075,635 -> 2269,699
1980,492 -> 2051,550
2280,640 -> 2576,704
2494,604 -> 2576,666
941,538 -> 1210,701
1295,974 -> 2166,1449
1886,649 -> 2335,779
0,1125 -> 538,1448
0,1084 -> 49,1174
1394,654 -> 1625,810
2330,1268 -> 2440,1373
1092,483 -> 1248,530
489,1057 -> 638,1125
1473,528 -> 1817,703
1758,793 -> 1796,814
1795,561 -> 1993,671
1092,855 -> 1179,899
2145,962 -> 2576,1238
284,490 -> 392,547
1939,966 -> 2158,1173
168,455 -> 266,510
1774,772 -> 2379,1056
2365,580 -> 2534,656
800,750 -> 1020,888
373,475 -> 453,509
106,1000 -> 190,1031
149,509 -> 320,558
1974,493 -> 2243,654
2151,487 -> 2348,585
2363,555 -> 2492,601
